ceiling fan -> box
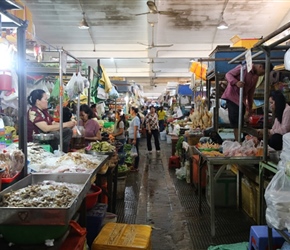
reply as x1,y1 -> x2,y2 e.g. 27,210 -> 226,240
141,58 -> 165,64
135,0 -> 179,16
138,23 -> 173,49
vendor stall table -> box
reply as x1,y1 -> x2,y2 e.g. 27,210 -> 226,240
193,146 -> 262,237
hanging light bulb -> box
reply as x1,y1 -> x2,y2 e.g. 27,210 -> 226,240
79,12 -> 89,29
217,16 -> 228,30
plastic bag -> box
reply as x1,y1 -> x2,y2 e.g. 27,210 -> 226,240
109,86 -> 119,99
175,166 -> 186,180
130,145 -> 138,157
264,169 -> 290,230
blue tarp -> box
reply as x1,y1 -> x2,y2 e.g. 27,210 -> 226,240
178,85 -> 193,96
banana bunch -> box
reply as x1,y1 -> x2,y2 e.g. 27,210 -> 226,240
91,141 -> 116,152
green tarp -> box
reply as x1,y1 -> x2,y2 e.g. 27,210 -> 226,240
208,242 -> 248,250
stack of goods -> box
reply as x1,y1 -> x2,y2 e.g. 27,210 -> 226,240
190,95 -> 212,130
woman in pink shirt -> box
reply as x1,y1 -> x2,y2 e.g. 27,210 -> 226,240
79,104 -> 102,146
258,90 -> 290,150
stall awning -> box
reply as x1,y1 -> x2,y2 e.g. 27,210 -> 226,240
178,84 -> 193,96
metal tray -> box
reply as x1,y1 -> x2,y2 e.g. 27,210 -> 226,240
0,173 -> 91,225
33,133 -> 54,141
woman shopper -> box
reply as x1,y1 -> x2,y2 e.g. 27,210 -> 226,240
27,89 -> 75,153
128,107 -> 141,171
111,109 -> 126,153
79,104 -> 102,146
145,105 -> 160,153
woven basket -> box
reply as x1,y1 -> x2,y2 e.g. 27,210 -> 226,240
187,134 -> 202,146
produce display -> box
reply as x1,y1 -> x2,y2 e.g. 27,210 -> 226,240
86,141 -> 116,152
0,181 -> 82,208
196,142 -> 220,151
190,95 -> 212,129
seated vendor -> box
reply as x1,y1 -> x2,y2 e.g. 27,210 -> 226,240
79,104 -> 102,145
257,90 -> 290,150
27,89 -> 76,153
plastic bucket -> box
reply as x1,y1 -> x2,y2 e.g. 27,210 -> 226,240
166,135 -> 172,144
0,168 -> 5,191
0,70 -> 12,91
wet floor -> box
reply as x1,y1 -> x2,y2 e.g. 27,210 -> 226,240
116,138 -> 255,250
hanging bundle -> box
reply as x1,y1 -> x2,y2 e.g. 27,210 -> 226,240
0,70 -> 12,91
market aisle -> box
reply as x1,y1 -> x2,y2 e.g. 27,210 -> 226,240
116,138 -> 255,250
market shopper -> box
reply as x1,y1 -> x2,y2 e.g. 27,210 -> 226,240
128,107 -> 141,171
257,90 -> 290,150
221,63 -> 269,141
90,103 -> 100,119
145,105 -> 160,153
112,110 -> 126,153
79,104 -> 102,145
157,106 -> 166,132
27,89 -> 76,153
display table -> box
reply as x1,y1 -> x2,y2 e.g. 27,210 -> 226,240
193,146 -> 262,237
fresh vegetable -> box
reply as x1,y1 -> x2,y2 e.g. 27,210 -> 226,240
87,141 -> 116,152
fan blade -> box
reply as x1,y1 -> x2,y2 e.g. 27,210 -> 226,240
158,11 -> 179,16
137,42 -> 150,46
135,11 -> 150,16
147,44 -> 173,49
147,1 -> 158,12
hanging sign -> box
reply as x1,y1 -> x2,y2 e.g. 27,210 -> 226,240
245,49 -> 252,73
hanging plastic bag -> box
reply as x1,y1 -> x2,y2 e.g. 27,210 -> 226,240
76,72 -> 84,93
130,145 -> 138,157
264,169 -> 290,230
109,86 -> 119,99
97,86 -> 108,99
0,69 -> 18,101
65,73 -> 78,99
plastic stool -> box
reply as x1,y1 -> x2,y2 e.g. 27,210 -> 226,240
168,156 -> 180,168
248,225 -> 285,250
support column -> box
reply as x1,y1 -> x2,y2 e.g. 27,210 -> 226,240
17,22 -> 28,176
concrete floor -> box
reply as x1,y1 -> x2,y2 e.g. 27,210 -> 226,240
116,138 -> 255,250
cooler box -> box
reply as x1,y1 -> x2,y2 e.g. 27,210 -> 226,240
92,222 -> 152,250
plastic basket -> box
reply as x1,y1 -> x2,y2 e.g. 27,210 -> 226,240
103,122 -> 114,128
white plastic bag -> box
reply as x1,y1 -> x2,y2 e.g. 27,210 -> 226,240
130,145 -> 138,157
109,86 -> 119,99
265,169 -> 290,230
175,166 -> 186,180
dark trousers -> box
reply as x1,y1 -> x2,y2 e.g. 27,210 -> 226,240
146,129 -> 160,151
129,138 -> 140,169
117,138 -> 126,165
159,120 -> 165,132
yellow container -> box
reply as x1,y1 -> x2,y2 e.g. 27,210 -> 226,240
231,35 -> 259,49
92,222 -> 152,250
